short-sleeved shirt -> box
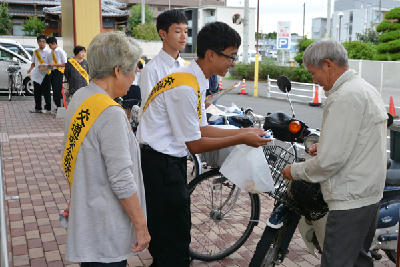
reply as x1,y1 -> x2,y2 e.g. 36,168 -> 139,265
32,47 -> 52,66
137,61 -> 208,158
64,59 -> 89,95
138,49 -> 186,116
50,47 -> 67,71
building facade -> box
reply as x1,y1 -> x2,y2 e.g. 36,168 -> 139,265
176,5 -> 255,54
312,17 -> 327,40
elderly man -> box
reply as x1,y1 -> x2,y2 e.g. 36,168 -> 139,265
281,38 -> 388,267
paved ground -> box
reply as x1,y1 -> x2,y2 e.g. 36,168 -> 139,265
0,95 -> 396,267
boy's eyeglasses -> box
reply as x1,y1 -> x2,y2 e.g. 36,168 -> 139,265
212,50 -> 239,64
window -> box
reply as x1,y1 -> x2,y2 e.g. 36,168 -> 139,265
0,50 -> 13,60
157,7 -> 165,11
349,25 -> 353,35
150,6 -> 155,11
102,17 -> 114,28
349,11 -> 353,23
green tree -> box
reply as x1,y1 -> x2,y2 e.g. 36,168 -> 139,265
376,7 -> 400,60
265,31 -> 277,39
342,41 -> 376,60
356,22 -> 379,44
0,2 -> 12,35
131,22 -> 159,41
294,38 -> 314,65
21,16 -> 45,37
128,4 -> 154,33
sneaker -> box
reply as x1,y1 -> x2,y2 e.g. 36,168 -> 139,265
30,109 -> 42,113
51,109 -> 57,115
41,110 -> 51,114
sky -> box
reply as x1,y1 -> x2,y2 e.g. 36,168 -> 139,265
226,0 -> 332,37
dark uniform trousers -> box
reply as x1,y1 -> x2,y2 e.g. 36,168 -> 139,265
33,74 -> 51,111
51,69 -> 64,107
141,147 -> 190,267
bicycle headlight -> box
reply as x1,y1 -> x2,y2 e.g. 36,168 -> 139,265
304,133 -> 319,152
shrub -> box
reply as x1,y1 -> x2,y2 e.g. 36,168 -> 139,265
342,41 -> 376,60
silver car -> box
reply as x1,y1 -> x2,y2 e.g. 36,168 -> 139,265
0,45 -> 34,95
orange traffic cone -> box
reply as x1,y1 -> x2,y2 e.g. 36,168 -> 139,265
309,85 -> 321,107
219,77 -> 222,90
238,79 -> 248,95
389,96 -> 399,118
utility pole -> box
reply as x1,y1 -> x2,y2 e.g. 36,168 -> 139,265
141,0 -> 145,25
379,0 -> 382,24
256,0 -> 259,53
303,3 -> 305,39
243,0 -> 249,64
327,0 -> 331,37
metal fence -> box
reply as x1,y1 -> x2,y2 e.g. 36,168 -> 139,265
0,143 -> 10,267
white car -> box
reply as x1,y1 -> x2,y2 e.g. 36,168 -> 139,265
238,50 -> 263,63
0,45 -> 34,95
0,39 -> 32,61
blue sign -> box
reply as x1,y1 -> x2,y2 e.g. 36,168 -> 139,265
278,38 -> 289,49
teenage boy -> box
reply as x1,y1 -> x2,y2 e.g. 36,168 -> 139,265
27,35 -> 52,114
47,37 -> 67,115
138,9 -> 188,116
138,21 -> 272,267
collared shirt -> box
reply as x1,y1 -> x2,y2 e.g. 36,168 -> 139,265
51,47 -> 67,70
138,49 -> 186,116
32,47 -> 52,66
137,60 -> 208,158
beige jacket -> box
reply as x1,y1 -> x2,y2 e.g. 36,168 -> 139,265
291,69 -> 388,210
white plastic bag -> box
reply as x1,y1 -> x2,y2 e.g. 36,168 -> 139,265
220,144 -> 275,193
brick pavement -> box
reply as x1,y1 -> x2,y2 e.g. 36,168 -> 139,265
0,98 -> 396,267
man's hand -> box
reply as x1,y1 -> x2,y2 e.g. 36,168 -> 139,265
27,68 -> 32,74
281,165 -> 294,180
240,131 -> 272,148
132,227 -> 150,253
309,143 -> 318,156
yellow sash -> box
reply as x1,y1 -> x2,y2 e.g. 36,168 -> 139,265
142,73 -> 202,123
68,58 -> 89,84
62,93 -> 120,188
52,50 -> 65,74
34,49 -> 51,75
185,60 -> 190,65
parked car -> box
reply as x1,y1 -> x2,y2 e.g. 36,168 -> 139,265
238,50 -> 262,63
0,45 -> 34,95
0,39 -> 32,61
22,45 -> 36,58
266,50 -> 278,60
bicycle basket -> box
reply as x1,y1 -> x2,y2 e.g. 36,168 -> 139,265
263,145 -> 329,221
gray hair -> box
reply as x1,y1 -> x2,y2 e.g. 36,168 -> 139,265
303,38 -> 349,69
87,31 -> 143,79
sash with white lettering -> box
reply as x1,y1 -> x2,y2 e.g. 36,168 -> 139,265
68,58 -> 89,84
34,49 -> 51,75
62,93 -> 119,188
142,72 -> 201,123
52,50 -> 65,74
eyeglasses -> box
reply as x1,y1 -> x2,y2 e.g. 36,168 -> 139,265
212,50 -> 239,64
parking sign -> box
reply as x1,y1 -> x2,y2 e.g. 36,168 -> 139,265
277,21 -> 291,50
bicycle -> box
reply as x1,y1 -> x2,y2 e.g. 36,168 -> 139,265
6,61 -> 23,101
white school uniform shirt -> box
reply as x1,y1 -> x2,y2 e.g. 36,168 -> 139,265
137,60 -> 208,158
32,47 -> 52,65
50,47 -> 67,70
138,49 -> 186,116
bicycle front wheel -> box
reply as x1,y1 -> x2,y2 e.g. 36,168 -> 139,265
189,169 -> 260,262
8,76 -> 13,101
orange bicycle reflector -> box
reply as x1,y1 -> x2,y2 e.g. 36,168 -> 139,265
289,121 -> 302,133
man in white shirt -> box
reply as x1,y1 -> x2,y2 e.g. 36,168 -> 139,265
137,9 -> 188,118
139,21 -> 272,267
27,35 -> 52,113
47,37 -> 67,115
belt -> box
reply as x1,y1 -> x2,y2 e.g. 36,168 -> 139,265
139,143 -> 155,151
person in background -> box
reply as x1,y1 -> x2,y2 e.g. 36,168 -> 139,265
27,35 -> 52,114
64,45 -> 89,105
62,31 -> 150,267
47,36 -> 67,115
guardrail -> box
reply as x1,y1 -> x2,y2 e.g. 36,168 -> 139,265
266,75 -> 326,104
0,143 -> 10,267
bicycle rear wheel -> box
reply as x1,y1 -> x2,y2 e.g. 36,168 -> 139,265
8,76 -> 13,101
189,169 -> 260,261
187,153 -> 200,183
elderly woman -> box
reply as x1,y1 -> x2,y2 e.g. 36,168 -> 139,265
61,31 -> 150,267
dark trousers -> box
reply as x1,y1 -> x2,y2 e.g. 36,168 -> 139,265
321,202 -> 380,267
33,74 -> 51,111
80,260 -> 127,267
51,69 -> 63,107
141,148 -> 190,267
